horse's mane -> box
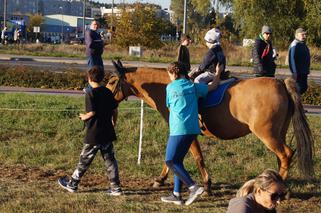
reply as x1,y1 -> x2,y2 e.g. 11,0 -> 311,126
125,67 -> 170,84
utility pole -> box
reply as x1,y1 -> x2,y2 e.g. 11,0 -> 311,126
111,0 -> 114,30
59,6 -> 63,43
183,0 -> 187,34
83,0 -> 86,38
3,0 -> 7,28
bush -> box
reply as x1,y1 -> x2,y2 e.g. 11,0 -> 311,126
0,65 -> 87,90
301,82 -> 321,105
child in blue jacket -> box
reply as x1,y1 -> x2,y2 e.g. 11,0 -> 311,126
161,61 -> 222,205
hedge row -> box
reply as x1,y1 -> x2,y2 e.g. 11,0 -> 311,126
0,65 -> 320,105
0,65 -> 87,90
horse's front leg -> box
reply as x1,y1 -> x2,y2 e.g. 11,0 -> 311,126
189,138 -> 212,196
153,164 -> 169,187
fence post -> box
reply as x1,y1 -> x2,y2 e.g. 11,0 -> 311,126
137,100 -> 144,164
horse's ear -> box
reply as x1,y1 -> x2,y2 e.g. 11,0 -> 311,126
111,59 -> 121,77
117,59 -> 123,68
116,59 -> 125,77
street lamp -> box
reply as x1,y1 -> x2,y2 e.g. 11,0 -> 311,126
83,0 -> 86,38
59,6 -> 64,43
183,0 -> 187,34
3,0 -> 7,28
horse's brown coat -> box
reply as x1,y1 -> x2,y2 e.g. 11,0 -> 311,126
106,64 -> 314,193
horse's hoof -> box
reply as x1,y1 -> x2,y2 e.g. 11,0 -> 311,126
153,180 -> 165,188
152,181 -> 160,188
203,189 -> 213,196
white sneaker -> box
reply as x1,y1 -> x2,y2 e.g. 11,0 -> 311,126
106,187 -> 122,196
161,194 -> 184,205
185,186 -> 204,206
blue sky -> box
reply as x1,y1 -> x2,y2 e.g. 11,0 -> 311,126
99,0 -> 171,9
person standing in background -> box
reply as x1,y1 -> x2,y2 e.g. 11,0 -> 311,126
288,28 -> 310,94
177,34 -> 192,73
252,25 -> 276,77
85,20 -> 104,70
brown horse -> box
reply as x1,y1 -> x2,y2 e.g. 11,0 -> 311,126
106,60 -> 314,194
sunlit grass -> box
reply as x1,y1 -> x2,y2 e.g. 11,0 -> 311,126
0,93 -> 320,212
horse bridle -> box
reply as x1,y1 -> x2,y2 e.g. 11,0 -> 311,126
108,74 -> 126,101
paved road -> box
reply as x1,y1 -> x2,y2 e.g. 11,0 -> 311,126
0,53 -> 321,85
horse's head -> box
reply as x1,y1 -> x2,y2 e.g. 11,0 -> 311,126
106,59 -> 130,102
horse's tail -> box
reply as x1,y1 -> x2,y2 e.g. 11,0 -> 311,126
284,78 -> 314,178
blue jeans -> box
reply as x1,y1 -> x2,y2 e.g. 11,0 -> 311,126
87,54 -> 104,70
85,55 -> 104,93
165,135 -> 196,193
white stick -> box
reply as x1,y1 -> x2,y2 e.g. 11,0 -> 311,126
137,100 -> 144,165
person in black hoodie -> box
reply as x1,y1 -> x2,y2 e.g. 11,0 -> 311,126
252,26 -> 276,77
288,28 -> 310,94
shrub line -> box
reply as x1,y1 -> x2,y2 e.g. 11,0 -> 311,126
0,107 -> 155,112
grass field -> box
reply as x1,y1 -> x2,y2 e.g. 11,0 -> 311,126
0,93 -> 320,212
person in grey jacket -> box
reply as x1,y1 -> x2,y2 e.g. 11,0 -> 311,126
227,169 -> 287,213
288,28 -> 310,94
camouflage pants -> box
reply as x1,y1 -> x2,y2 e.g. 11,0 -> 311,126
71,143 -> 120,185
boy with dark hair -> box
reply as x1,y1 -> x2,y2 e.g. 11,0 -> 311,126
58,66 -> 122,196
177,34 -> 192,73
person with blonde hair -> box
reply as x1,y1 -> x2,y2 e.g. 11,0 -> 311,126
227,169 -> 288,213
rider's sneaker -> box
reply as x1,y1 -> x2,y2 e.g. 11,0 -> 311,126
57,177 -> 79,193
185,185 -> 204,206
161,194 -> 184,205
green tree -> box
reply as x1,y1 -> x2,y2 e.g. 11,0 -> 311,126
231,0 -> 305,48
303,0 -> 321,46
114,3 -> 171,49
170,0 -> 213,42
27,14 -> 44,33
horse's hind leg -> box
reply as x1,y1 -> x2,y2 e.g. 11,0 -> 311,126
277,119 -> 294,179
256,132 -> 293,180
189,138 -> 212,195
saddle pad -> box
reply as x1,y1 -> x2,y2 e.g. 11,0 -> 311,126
200,78 -> 236,108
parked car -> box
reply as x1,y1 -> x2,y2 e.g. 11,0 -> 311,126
70,37 -> 84,45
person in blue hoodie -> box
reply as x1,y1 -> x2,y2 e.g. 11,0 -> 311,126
288,28 -> 310,94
